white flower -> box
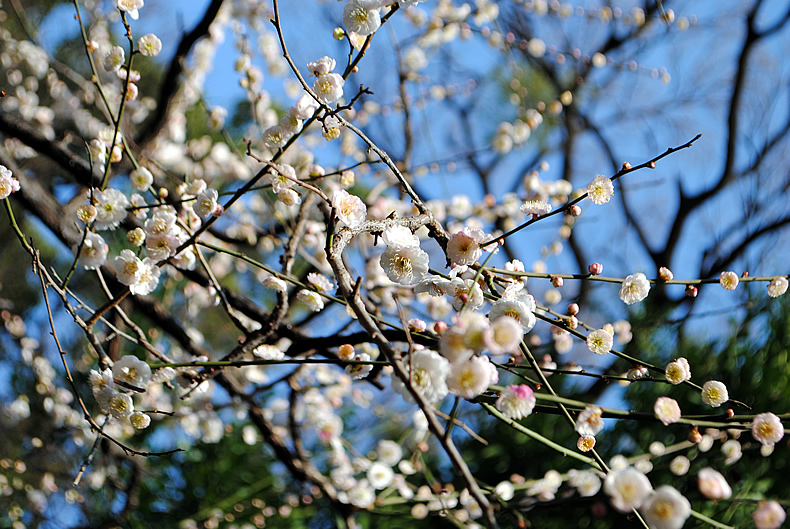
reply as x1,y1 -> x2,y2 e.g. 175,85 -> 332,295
137,33 -> 161,57
130,411 -> 151,429
117,0 -> 144,19
752,412 -> 784,446
487,316 -> 523,355
132,258 -> 160,295
253,344 -> 284,361
103,46 -> 125,72
701,380 -> 728,407
669,456 -> 690,476
307,56 -> 336,76
382,225 -> 419,248
575,405 -> 604,436
654,397 -> 681,425
640,486 -> 691,529
345,352 -> 373,380
697,468 -> 731,500
380,245 -> 429,285
129,167 -> 153,191
313,73 -> 345,104
377,440 -> 403,466
0,165 -> 20,199
93,188 -> 130,231
297,289 -> 324,311
586,329 -> 613,355
347,480 -> 375,508
446,227 -> 485,267
332,189 -> 367,229
278,189 -> 301,206
753,500 -> 786,529
494,481 -> 515,501
268,164 -> 297,193
193,188 -> 219,218
665,358 -> 691,385
720,271 -> 739,290
343,0 -> 382,36
604,467 -> 652,512
495,384 -> 536,420
721,439 -> 742,465
520,199 -> 552,217
263,125 -> 292,149
446,355 -> 493,399
144,208 -> 177,237
294,93 -> 320,119
587,175 -> 614,205
89,368 -> 114,395
488,294 -> 536,332
767,277 -> 789,298
145,233 -> 180,262
367,462 -> 394,489
307,273 -> 333,293
619,272 -> 650,305
448,278 -> 485,311
78,232 -> 108,270
263,276 -> 287,292
112,355 -> 151,388
108,392 -> 134,418
115,249 -> 143,286
392,349 -> 450,403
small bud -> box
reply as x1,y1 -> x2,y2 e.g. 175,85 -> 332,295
658,266 -> 673,281
333,27 -> 346,40
158,187 -> 169,199
567,315 -> 578,329
741,271 -> 749,278
568,205 -> 582,217
622,162 -> 632,170
726,408 -> 734,418
685,285 -> 698,298
649,161 -> 656,169
588,262 -> 603,276
432,321 -> 448,335
689,427 -> 702,444
551,276 -> 564,288
338,344 -> 354,360
567,303 -> 579,315
212,204 -> 224,217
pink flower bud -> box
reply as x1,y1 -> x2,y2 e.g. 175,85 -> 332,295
567,315 -> 579,329
551,276 -> 564,288
568,205 -> 582,217
588,263 -> 603,276
685,285 -> 698,297
567,303 -> 579,315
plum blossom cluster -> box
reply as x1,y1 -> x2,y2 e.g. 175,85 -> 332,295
89,355 -> 160,429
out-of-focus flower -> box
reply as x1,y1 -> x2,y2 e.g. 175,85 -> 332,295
654,397 -> 681,425
640,486 -> 691,529
697,468 -> 731,500
604,466 -> 652,512
752,412 -> 784,446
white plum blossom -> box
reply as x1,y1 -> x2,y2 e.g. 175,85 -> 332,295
722,439 -> 742,465
263,125 -> 292,149
604,466 -> 652,512
697,468 -> 732,500
767,276 -> 789,298
103,46 -> 125,72
332,189 -> 367,229
132,257 -> 161,295
307,56 -> 336,76
93,188 -> 130,231
263,276 -> 288,292
486,316 -> 523,355
137,33 -> 162,57
307,272 -> 333,293
345,352 -> 373,380
117,0 -> 144,19
654,397 -> 681,425
753,500 -> 786,529
392,349 -> 450,404
586,329 -> 613,355
665,357 -> 691,385
446,355 -> 494,399
0,165 -> 20,199
752,412 -> 784,446
575,405 -> 604,436
112,355 -> 151,389
587,175 -> 614,204
701,380 -> 728,407
496,385 -> 536,420
619,272 -> 650,305
720,271 -> 739,290
193,188 -> 219,218
377,440 -> 403,466
489,293 -> 536,332
446,227 -> 485,267
448,277 -> 485,311
129,167 -> 153,191
107,392 -> 134,418
77,232 -> 108,270
115,249 -> 144,287
130,411 -> 151,429
520,199 -> 552,218
297,289 -> 324,311
252,344 -> 284,361
640,486 -> 691,529
343,0 -> 382,36
313,73 -> 345,104
380,226 -> 429,285
367,462 -> 394,489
